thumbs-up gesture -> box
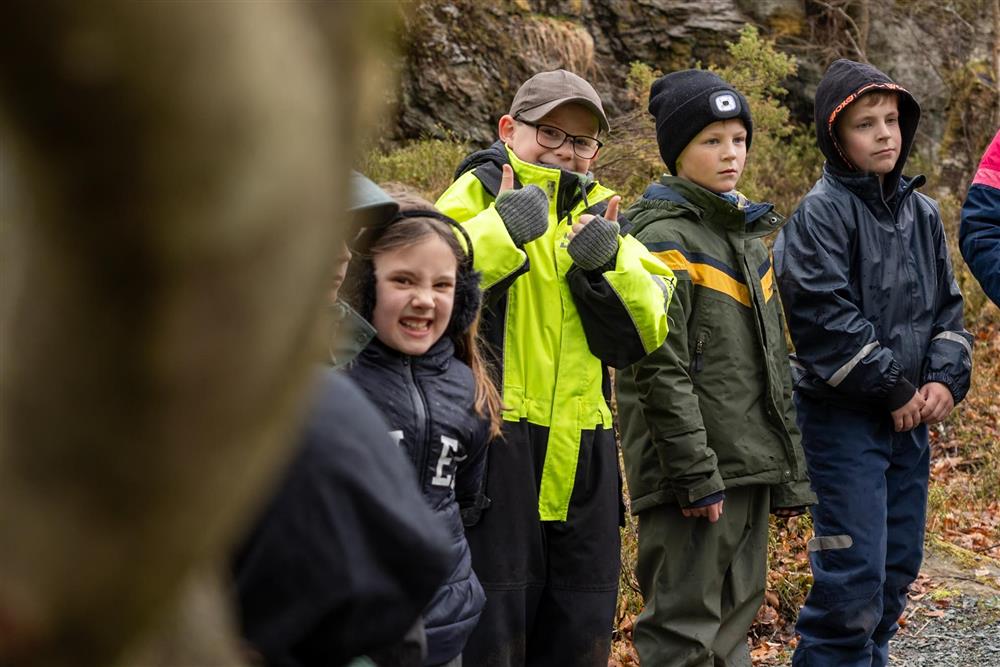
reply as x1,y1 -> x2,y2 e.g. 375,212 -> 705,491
566,195 -> 621,271
494,164 -> 548,246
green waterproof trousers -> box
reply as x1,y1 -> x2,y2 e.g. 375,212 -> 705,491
634,486 -> 770,667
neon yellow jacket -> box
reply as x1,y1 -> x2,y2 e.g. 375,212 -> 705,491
436,144 -> 675,520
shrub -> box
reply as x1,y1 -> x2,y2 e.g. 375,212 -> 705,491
359,136 -> 469,201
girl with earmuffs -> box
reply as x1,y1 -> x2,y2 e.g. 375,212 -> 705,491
343,185 -> 503,667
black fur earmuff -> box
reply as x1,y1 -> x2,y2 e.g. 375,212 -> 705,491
344,209 -> 482,338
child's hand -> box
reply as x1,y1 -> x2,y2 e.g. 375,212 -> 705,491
569,195 -> 620,240
681,499 -> 724,523
890,390 -> 926,432
919,381 -> 954,424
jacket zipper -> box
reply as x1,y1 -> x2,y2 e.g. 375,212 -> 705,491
892,188 -> 918,381
691,338 -> 705,375
402,357 -> 431,488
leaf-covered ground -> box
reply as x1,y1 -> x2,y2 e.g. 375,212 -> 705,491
611,314 -> 1000,666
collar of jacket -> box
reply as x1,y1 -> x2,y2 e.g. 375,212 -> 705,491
823,162 -> 926,216
506,146 -> 598,224
357,335 -> 455,374
455,140 -> 599,222
641,175 -> 784,237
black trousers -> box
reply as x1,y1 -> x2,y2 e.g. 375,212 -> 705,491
462,420 -> 621,667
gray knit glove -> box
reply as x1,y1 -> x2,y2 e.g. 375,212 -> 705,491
567,215 -> 620,271
495,185 -> 549,246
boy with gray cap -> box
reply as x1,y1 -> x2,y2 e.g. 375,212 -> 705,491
615,69 -> 814,666
436,69 -> 675,666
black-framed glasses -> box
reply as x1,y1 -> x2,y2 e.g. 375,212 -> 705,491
517,119 -> 603,159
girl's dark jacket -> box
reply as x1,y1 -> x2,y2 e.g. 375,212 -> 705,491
347,336 -> 488,666
774,59 -> 973,411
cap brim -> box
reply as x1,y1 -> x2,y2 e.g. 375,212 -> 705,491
516,97 -> 611,134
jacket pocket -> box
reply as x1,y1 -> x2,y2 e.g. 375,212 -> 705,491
689,328 -> 712,379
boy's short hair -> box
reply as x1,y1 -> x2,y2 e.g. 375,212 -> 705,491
509,69 -> 610,134
647,70 -> 753,176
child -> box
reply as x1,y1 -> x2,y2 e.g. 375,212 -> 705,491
435,69 -> 675,666
614,69 -> 815,666
773,59 -> 973,667
233,176 -> 453,667
344,188 -> 504,667
960,128 -> 1000,306
326,171 -> 394,367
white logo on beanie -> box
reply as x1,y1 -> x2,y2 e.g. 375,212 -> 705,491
709,91 -> 741,118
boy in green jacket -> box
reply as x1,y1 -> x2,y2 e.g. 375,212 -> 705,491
615,69 -> 815,667
436,69 -> 675,666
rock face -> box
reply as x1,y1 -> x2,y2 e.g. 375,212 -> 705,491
392,0 -> 996,172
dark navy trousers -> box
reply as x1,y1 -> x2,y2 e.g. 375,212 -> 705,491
791,394 -> 930,667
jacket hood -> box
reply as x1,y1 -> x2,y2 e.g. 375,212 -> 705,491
815,59 -> 920,197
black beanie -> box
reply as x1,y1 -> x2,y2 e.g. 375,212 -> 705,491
648,70 -> 753,176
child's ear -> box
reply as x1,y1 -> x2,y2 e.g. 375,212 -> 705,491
498,114 -> 516,143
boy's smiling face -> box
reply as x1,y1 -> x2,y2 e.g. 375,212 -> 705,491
675,118 -> 747,193
498,102 -> 600,174
836,93 -> 901,178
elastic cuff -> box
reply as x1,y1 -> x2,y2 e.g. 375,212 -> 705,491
685,490 -> 726,508
923,373 -> 962,403
885,377 -> 917,411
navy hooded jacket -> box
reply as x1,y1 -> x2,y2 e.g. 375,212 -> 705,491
774,59 -> 973,411
347,336 -> 488,666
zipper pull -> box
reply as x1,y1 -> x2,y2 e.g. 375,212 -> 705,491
691,338 -> 705,374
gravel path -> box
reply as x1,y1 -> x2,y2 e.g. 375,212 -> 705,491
890,595 -> 1000,666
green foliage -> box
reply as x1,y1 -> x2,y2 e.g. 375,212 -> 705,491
624,61 -> 661,106
712,25 -> 823,215
359,136 -> 469,201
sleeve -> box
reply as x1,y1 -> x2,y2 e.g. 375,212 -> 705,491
773,200 -> 916,411
232,372 -> 451,665
568,234 -> 676,369
625,236 -> 723,506
959,129 -> 1000,306
435,172 -> 529,293
456,416 -> 491,527
922,208 -> 974,403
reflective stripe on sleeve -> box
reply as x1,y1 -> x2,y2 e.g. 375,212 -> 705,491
828,341 -> 880,387
933,331 -> 973,356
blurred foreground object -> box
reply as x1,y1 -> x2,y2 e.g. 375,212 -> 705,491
0,2 -> 396,665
